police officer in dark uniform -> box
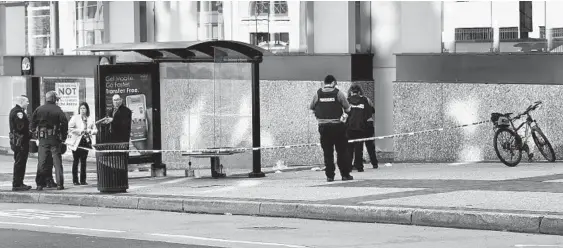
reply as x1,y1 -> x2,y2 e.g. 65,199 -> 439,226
345,84 -> 375,172
9,95 -> 32,191
309,75 -> 353,182
30,91 -> 68,190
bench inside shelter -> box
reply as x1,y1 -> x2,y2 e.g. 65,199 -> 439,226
182,147 -> 246,178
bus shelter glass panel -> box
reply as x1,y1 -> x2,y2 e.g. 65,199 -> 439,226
210,49 -> 253,170
160,58 -> 252,171
40,77 -> 97,152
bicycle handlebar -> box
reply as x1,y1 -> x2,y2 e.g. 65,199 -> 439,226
514,101 -> 542,119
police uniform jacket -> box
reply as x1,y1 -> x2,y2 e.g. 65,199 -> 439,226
346,95 -> 373,132
9,105 -> 30,147
29,102 -> 68,141
309,86 -> 351,125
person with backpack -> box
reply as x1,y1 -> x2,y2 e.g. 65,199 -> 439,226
346,84 -> 375,172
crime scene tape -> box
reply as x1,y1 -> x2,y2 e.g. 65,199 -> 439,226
0,119 -> 492,154
348,120 -> 492,143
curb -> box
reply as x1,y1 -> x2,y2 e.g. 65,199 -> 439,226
0,192 -> 562,235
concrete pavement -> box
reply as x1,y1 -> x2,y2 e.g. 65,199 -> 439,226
0,154 -> 563,235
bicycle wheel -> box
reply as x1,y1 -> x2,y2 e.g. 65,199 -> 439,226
532,127 -> 556,162
494,128 -> 522,167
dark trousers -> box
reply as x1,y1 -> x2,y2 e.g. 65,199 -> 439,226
36,155 -> 54,186
72,148 -> 89,183
318,123 -> 351,179
364,121 -> 379,166
347,130 -> 365,170
36,139 -> 64,187
12,144 -> 29,187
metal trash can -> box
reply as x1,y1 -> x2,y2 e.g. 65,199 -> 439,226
94,142 -> 129,193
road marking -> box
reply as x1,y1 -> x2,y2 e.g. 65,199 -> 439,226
448,162 -> 478,166
0,221 -> 125,233
129,185 -> 150,190
159,178 -> 190,185
515,245 -> 563,247
0,209 -> 86,220
151,233 -> 309,248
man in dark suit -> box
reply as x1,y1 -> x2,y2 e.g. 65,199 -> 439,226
102,94 -> 132,143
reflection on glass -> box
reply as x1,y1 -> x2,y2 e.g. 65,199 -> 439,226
545,1 -> 563,52
442,1 -> 553,53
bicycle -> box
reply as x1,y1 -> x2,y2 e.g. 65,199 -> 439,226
491,101 -> 556,167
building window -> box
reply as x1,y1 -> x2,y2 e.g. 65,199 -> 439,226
76,1 -> 104,49
250,32 -> 289,53
273,1 -> 288,16
540,26 -> 546,39
540,26 -> 563,39
499,27 -> 519,41
250,1 -> 270,16
455,27 -> 494,41
553,28 -> 563,39
197,1 -> 224,40
25,1 -> 51,55
249,1 -> 288,17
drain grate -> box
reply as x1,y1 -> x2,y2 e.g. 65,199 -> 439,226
239,226 -> 298,231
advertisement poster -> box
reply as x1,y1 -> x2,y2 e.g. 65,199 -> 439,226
55,82 -> 80,112
103,73 -> 153,158
41,78 -> 86,121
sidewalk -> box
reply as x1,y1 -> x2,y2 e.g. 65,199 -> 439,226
0,155 -> 562,236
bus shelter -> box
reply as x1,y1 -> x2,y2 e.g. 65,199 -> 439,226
76,40 -> 268,178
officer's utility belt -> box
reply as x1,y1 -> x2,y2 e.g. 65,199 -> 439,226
38,127 -> 57,138
8,132 -> 24,147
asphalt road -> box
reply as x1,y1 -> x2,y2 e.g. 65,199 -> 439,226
1,228 -> 220,248
0,203 -> 561,248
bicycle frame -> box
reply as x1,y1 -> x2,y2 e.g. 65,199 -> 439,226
508,112 -> 538,146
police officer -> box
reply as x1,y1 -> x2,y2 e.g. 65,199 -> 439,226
9,95 -> 32,191
309,75 -> 353,182
30,91 -> 68,190
345,84 -> 375,172
364,100 -> 379,169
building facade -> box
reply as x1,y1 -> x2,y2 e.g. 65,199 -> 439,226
2,1 -> 563,165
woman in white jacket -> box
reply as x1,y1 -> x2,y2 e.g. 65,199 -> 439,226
67,102 -> 97,185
